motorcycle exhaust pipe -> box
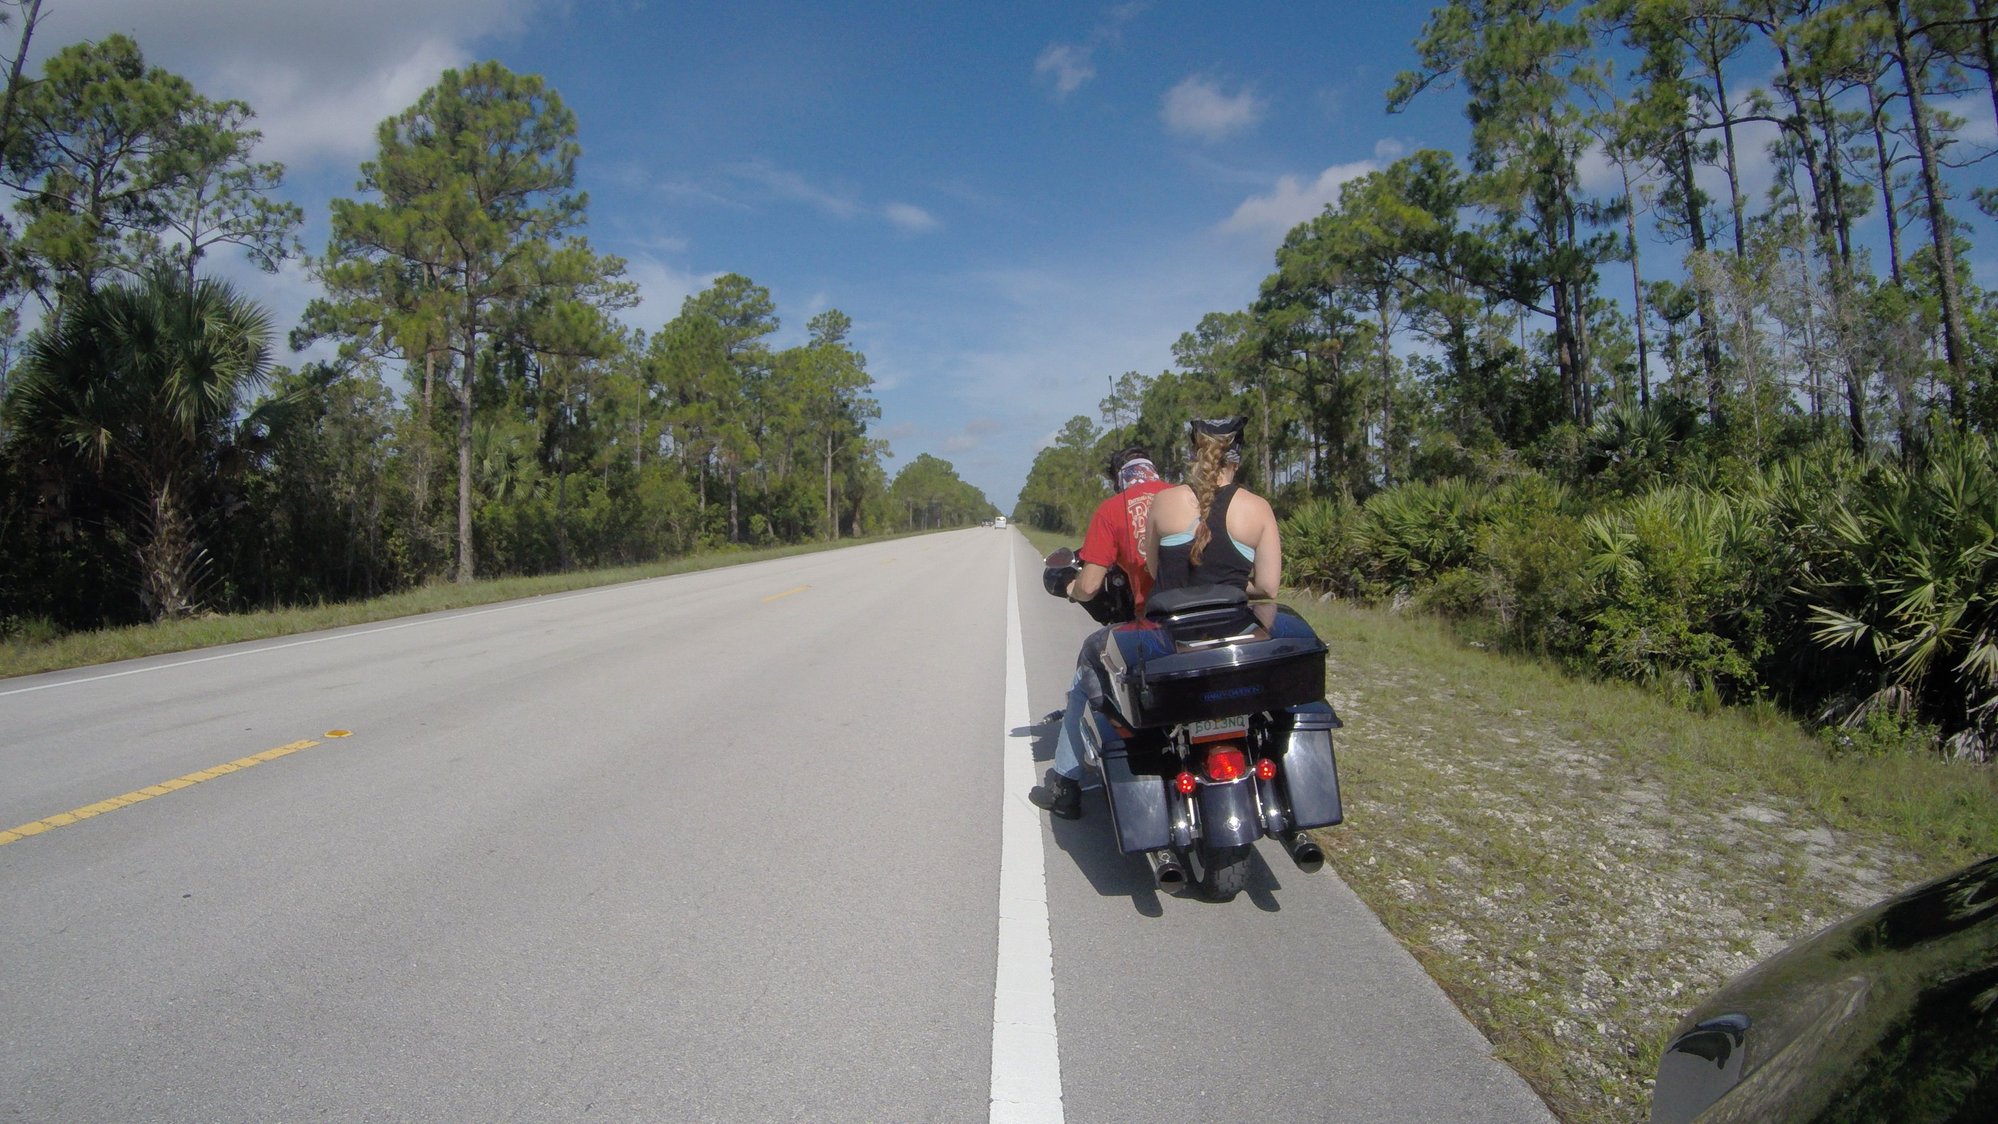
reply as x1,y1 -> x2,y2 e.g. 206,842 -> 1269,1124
1282,832 -> 1325,873
1147,849 -> 1186,890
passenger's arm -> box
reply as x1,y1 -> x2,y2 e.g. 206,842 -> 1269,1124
1245,496 -> 1282,600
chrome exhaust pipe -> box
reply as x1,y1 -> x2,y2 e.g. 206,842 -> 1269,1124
1147,849 -> 1186,889
1283,832 -> 1325,873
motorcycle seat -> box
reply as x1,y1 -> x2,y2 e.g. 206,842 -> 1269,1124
1144,584 -> 1248,622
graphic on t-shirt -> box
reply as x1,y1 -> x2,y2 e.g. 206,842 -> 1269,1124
1127,493 -> 1156,564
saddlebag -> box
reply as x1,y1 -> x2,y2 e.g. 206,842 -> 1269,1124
1082,709 -> 1172,854
1270,701 -> 1344,829
1105,601 -> 1329,728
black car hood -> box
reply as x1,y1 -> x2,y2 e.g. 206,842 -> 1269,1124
1652,855 -> 1998,1123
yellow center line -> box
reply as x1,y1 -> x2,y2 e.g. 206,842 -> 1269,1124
0,730 -> 350,847
762,585 -> 812,603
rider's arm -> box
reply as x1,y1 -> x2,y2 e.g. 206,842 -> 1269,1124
1073,495 -> 1120,599
1068,562 -> 1109,601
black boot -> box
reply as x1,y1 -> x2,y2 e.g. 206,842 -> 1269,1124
1030,771 -> 1082,819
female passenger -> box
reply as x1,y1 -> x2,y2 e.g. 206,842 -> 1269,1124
1145,416 -> 1282,599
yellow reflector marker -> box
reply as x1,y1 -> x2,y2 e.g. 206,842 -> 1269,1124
0,733 -> 342,848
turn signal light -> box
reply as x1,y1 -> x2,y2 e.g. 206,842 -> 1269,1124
1174,771 -> 1198,795
1255,758 -> 1277,781
1205,746 -> 1248,782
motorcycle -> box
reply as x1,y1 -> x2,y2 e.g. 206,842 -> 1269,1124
1042,549 -> 1345,900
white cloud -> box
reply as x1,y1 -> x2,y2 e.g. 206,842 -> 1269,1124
1219,160 -> 1379,237
1692,116 -> 1782,222
1034,3 -> 1147,100
1938,92 -> 1997,145
218,40 -> 472,169
1161,76 -> 1265,142
32,0 -> 540,170
723,160 -> 862,220
620,254 -> 720,339
1036,43 -> 1096,98
1576,139 -> 1625,196
884,202 -> 941,233
709,163 -> 937,233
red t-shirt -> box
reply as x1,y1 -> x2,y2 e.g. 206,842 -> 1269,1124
1078,479 -> 1173,612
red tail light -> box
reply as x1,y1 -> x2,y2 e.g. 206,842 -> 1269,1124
1205,746 -> 1248,782
1255,757 -> 1277,781
1174,771 -> 1198,795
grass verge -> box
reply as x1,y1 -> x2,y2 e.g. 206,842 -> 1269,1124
1019,526 -> 1070,559
1,532 -> 930,680
1292,598 -> 1998,1122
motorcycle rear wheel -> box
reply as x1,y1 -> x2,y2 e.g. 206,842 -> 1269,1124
1195,843 -> 1252,901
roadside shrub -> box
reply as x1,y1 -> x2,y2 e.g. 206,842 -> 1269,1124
1280,494 -> 1365,596
1582,398 -> 1696,495
1413,567 -> 1489,620
1577,486 -> 1769,701
1355,477 -> 1488,588
0,615 -> 66,646
1799,429 -> 1998,759
1739,445 -> 1869,708
1479,477 -> 1591,658
1819,696 -> 1943,760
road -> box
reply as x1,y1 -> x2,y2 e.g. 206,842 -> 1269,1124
0,529 -> 1551,1122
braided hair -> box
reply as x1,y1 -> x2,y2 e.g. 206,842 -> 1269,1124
1185,418 -> 1245,567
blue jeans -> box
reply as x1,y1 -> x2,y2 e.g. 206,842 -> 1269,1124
1053,628 -> 1113,785
1053,666 -> 1092,781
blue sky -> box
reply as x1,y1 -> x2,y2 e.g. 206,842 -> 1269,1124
36,1 -> 1998,509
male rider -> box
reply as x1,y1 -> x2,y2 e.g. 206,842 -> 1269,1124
1031,446 -> 1171,819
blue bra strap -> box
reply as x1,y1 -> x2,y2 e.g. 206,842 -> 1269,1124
1159,530 -> 1254,560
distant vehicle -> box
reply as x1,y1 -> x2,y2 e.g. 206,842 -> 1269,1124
993,516 -> 1007,529
1650,853 -> 1998,1123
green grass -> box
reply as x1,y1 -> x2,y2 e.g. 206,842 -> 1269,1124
1018,525 -> 1072,559
1309,601 -> 1998,867
1292,597 -> 1998,1122
0,531 -> 935,680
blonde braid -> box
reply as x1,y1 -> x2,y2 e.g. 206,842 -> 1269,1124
1187,433 -> 1229,567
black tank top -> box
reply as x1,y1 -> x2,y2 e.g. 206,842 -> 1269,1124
1154,485 -> 1254,592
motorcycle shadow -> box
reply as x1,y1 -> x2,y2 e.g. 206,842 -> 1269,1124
1049,805 -> 1284,915
1021,720 -> 1283,915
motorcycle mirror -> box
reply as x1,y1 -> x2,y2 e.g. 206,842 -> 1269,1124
1043,547 -> 1077,567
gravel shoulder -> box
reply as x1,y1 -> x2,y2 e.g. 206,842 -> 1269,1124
1295,598 -> 1981,1123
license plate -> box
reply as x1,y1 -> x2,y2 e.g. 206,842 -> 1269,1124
1185,716 -> 1249,743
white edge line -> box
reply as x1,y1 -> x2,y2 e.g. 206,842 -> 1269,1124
990,541 -> 1065,1123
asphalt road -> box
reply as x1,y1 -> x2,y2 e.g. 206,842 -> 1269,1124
1,529 -> 1551,1122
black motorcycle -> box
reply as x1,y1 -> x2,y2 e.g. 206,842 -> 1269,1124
1043,550 -> 1345,900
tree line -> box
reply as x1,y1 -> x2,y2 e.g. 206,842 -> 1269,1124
1018,0 -> 1997,757
0,13 -> 995,635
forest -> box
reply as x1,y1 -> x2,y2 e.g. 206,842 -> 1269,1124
1016,0 -> 1998,759
0,10 -> 996,639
